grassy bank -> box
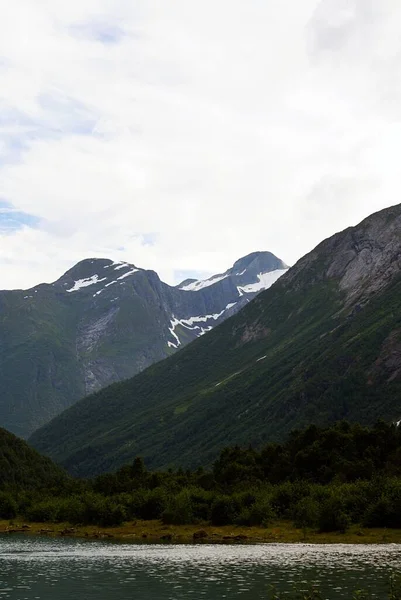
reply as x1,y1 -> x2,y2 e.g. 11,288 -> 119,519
2,519 -> 401,544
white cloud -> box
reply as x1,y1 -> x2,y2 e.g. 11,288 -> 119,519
0,0 -> 400,289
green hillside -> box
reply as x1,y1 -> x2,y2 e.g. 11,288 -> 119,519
30,204 -> 401,477
0,252 -> 285,438
0,427 -> 68,490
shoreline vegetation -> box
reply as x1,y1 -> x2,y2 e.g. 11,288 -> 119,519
5,421 -> 401,543
2,519 -> 401,545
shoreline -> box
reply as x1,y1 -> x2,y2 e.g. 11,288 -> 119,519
1,520 -> 401,545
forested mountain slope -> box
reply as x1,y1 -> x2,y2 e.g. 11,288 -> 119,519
0,251 -> 286,438
0,427 -> 67,489
30,204 -> 401,477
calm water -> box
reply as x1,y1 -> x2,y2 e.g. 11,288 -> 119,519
1,536 -> 401,599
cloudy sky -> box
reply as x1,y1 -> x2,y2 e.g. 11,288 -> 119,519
0,0 -> 400,289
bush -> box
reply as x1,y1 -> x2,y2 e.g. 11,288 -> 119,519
0,492 -> 17,519
138,489 -> 168,520
318,496 -> 350,533
363,480 -> 401,528
24,500 -> 59,522
247,496 -> 276,527
188,488 -> 214,522
162,489 -> 194,525
97,500 -> 126,527
54,497 -> 85,524
211,495 -> 239,525
293,497 -> 319,529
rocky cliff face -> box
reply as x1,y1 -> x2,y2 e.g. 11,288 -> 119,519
29,203 -> 401,477
0,251 -> 287,437
284,205 -> 401,304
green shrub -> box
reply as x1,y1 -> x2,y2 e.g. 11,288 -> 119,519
162,489 -> 194,525
24,500 -> 59,522
363,496 -> 401,529
138,488 -> 168,520
0,492 -> 17,519
97,500 -> 126,527
318,496 -> 350,533
211,495 -> 239,525
188,488 -> 214,522
54,497 -> 85,524
293,497 -> 319,529
248,496 -> 276,527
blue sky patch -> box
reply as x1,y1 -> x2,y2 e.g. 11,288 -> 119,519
69,21 -> 125,44
0,200 -> 41,233
0,97 -> 98,168
38,93 -> 98,136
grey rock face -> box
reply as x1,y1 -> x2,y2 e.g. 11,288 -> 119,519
0,251 -> 287,437
283,204 -> 401,306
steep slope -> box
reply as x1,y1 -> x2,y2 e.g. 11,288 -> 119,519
0,251 -> 286,438
30,203 -> 401,477
0,427 -> 67,489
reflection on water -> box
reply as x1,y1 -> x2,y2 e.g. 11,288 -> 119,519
1,536 -> 401,599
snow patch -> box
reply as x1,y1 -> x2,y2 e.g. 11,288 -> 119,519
167,302 -> 236,347
168,318 -> 182,349
117,269 -> 139,280
226,302 -> 237,310
114,262 -> 130,271
237,269 -> 287,295
179,273 -> 228,291
66,275 -> 107,293
257,355 -> 267,362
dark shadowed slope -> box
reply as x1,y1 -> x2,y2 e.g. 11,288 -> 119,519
30,204 -> 401,477
0,251 -> 286,438
0,427 -> 67,489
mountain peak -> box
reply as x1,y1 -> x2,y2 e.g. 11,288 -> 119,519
54,258 -> 141,294
29,202 -> 401,476
178,251 -> 288,292
231,251 -> 287,274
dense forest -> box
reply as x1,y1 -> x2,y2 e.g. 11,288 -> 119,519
4,421 -> 401,532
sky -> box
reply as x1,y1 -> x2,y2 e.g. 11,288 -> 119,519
0,0 -> 400,289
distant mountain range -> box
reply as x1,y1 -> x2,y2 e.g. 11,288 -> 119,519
29,203 -> 401,477
0,250 -> 287,438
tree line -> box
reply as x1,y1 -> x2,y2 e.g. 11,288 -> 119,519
2,420 -> 401,531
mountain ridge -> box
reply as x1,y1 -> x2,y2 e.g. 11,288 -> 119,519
0,250 -> 287,438
29,203 -> 401,477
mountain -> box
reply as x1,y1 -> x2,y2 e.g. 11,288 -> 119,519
0,427 -> 67,490
29,203 -> 401,477
0,251 -> 287,438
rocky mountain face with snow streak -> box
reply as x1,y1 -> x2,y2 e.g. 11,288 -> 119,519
29,203 -> 401,477
0,251 -> 287,438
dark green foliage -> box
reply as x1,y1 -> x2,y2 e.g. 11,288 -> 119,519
10,421 -> 401,532
293,497 -> 319,529
318,496 -> 350,533
162,489 -> 194,525
25,500 -> 59,523
0,427 -> 68,490
23,494 -> 126,527
30,206 -> 401,478
0,492 -> 17,519
245,496 -> 276,527
210,496 -> 239,526
363,480 -> 401,528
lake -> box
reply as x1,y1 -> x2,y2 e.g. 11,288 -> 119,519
1,536 -> 401,599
